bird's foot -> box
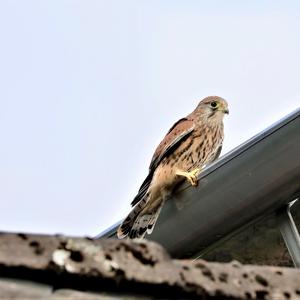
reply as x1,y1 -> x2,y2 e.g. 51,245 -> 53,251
176,168 -> 200,186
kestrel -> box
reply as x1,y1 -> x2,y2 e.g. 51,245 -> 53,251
117,96 -> 229,239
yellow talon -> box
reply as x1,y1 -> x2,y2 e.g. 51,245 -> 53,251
176,168 -> 200,186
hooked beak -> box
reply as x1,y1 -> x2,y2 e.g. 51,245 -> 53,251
218,107 -> 229,114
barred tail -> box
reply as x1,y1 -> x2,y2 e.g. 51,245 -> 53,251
117,199 -> 164,239
146,203 -> 163,234
117,197 -> 147,239
130,202 -> 164,239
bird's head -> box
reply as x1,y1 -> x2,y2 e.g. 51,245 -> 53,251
194,96 -> 229,122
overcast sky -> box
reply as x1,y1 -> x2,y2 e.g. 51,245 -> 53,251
0,1 -> 299,237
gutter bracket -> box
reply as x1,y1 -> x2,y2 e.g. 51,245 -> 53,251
277,199 -> 300,268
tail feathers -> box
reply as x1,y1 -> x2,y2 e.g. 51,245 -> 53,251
117,197 -> 147,239
128,203 -> 164,239
147,204 -> 163,234
129,213 -> 152,239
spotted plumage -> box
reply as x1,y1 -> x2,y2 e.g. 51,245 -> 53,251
117,96 -> 229,239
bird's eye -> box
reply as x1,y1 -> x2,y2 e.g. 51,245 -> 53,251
210,101 -> 218,108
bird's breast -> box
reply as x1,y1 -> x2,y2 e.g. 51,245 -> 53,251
176,125 -> 223,170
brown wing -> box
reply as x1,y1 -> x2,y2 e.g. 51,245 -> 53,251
149,117 -> 195,170
131,117 -> 195,206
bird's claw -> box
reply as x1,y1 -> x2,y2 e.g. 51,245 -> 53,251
176,168 -> 200,187
189,168 -> 200,186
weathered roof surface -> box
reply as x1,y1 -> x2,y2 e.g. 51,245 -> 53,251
0,232 -> 300,299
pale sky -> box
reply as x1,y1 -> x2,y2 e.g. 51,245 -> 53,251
0,1 -> 299,237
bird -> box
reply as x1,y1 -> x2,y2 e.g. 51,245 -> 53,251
117,96 -> 229,239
